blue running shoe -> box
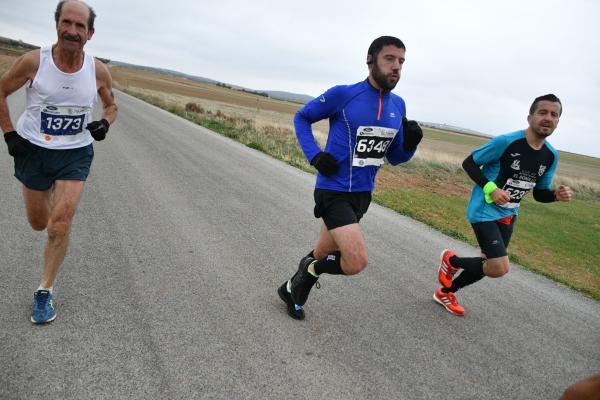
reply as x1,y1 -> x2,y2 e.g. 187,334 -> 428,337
31,290 -> 56,324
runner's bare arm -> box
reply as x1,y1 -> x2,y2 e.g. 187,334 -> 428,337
0,50 -> 40,133
95,59 -> 118,125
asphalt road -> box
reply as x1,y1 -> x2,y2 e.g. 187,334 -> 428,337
1,90 -> 598,400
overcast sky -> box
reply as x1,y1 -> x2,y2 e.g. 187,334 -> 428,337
1,0 -> 599,157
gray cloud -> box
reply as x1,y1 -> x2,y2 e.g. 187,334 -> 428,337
1,0 -> 598,156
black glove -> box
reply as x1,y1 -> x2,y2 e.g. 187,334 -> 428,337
310,151 -> 339,177
4,131 -> 33,157
402,117 -> 423,152
86,118 -> 110,141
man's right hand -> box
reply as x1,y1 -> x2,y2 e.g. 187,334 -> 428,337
491,188 -> 512,205
310,152 -> 339,177
4,131 -> 33,157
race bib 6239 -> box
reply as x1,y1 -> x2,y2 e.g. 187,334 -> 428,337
499,178 -> 536,209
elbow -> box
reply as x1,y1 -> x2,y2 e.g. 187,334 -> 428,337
532,189 -> 554,203
387,151 -> 413,166
293,109 -> 308,125
462,155 -> 474,172
293,111 -> 310,132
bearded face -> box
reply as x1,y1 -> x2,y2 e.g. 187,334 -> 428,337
371,60 -> 399,91
368,45 -> 405,92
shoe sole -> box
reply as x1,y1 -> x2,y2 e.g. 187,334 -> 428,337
31,313 -> 57,324
433,293 -> 464,316
278,283 -> 304,320
438,249 -> 453,289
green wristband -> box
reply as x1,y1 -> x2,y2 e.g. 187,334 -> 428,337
483,181 -> 498,204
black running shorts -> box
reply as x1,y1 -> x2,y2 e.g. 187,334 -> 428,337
471,216 -> 517,259
314,189 -> 372,230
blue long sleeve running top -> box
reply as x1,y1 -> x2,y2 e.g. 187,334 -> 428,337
295,79 -> 416,192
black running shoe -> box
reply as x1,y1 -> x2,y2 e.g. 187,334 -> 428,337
290,256 -> 318,307
277,281 -> 305,320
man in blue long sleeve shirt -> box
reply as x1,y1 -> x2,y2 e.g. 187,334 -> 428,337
278,36 -> 423,320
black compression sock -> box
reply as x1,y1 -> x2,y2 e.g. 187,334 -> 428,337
449,256 -> 485,274
314,251 -> 344,275
442,268 -> 485,293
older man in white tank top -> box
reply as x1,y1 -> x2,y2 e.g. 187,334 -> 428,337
0,0 -> 118,323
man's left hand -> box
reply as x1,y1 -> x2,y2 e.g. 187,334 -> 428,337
402,117 -> 423,152
86,119 -> 110,141
555,185 -> 573,202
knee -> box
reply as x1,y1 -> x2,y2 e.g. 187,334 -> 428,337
485,258 -> 510,278
27,211 -> 49,231
488,269 -> 509,278
560,386 -> 577,400
47,219 -> 71,239
342,253 -> 368,275
560,374 -> 600,400
28,217 -> 48,231
313,248 -> 330,260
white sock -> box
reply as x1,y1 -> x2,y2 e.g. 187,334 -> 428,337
308,261 -> 318,278
37,285 -> 53,294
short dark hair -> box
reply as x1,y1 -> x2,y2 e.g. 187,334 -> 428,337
529,94 -> 562,116
55,0 -> 96,30
367,36 -> 405,64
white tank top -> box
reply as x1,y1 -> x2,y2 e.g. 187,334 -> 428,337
16,46 -> 97,149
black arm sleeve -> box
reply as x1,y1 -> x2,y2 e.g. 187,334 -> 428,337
533,188 -> 556,203
462,155 -> 488,188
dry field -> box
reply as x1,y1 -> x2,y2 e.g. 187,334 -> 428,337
110,66 -> 301,115
0,54 -> 19,72
116,84 -> 329,147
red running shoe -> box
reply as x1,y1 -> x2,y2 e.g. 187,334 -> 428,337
438,249 -> 459,288
433,287 -> 465,316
